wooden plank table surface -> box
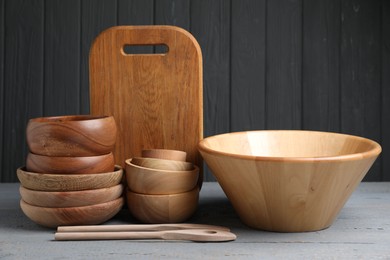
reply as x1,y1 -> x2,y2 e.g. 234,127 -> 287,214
1,182 -> 389,259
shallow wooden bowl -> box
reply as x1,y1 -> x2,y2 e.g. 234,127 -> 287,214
125,159 -> 199,195
131,157 -> 194,171
126,187 -> 198,223
141,149 -> 187,162
26,115 -> 117,156
198,130 -> 382,232
19,184 -> 124,207
17,165 -> 123,191
26,152 -> 115,174
20,197 -> 124,228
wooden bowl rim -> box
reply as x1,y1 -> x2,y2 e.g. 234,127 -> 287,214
28,114 -> 113,123
198,130 -> 382,162
18,165 -> 122,177
131,157 -> 194,170
27,152 -> 114,160
125,159 -> 199,174
20,196 -> 124,211
126,186 -> 199,198
19,183 -> 124,197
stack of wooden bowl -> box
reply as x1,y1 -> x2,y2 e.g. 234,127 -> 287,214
125,149 -> 199,223
17,115 -> 124,228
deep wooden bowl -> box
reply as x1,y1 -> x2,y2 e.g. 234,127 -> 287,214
26,152 -> 115,174
141,149 -> 187,162
125,159 -> 199,195
16,166 -> 123,191
26,115 -> 117,156
198,130 -> 382,232
126,187 -> 199,223
19,184 -> 124,207
20,197 -> 124,228
131,157 -> 194,171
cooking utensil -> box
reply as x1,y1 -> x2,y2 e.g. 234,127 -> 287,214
57,223 -> 230,232
55,229 -> 236,242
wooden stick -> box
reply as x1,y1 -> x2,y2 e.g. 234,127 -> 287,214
57,223 -> 230,233
55,229 -> 236,242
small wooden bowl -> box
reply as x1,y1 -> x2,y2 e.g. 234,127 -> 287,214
141,149 -> 187,162
126,187 -> 199,223
125,159 -> 199,195
198,130 -> 382,232
26,152 -> 115,174
16,165 -> 123,191
26,115 -> 117,157
20,197 -> 124,228
131,157 -> 194,171
19,184 -> 124,207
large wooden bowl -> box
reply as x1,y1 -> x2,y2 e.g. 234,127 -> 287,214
26,152 -> 115,174
17,166 -> 123,191
126,187 -> 198,223
125,159 -> 199,195
198,130 -> 382,232
19,184 -> 124,207
26,115 -> 117,156
20,197 -> 124,228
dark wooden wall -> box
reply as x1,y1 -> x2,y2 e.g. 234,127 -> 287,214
0,0 -> 389,182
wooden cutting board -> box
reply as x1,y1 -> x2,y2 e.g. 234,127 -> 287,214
89,26 -> 203,183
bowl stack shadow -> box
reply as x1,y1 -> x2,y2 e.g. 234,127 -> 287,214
125,149 -> 200,223
17,115 -> 124,228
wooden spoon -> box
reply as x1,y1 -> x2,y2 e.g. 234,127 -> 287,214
55,229 -> 236,242
57,223 -> 230,232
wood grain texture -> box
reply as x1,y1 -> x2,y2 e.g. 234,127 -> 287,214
302,0 -> 340,132
89,26 -> 203,175
155,0 -> 190,29
17,166 -> 123,191
382,0 -> 390,181
266,0 -> 302,129
44,0 -> 80,116
126,187 -> 199,224
340,0 -> 381,181
80,0 -> 117,114
3,0 -> 44,182
20,197 -> 124,228
231,0 -> 266,132
198,130 -> 381,232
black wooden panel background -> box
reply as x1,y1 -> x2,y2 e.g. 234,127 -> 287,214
0,0 -> 388,182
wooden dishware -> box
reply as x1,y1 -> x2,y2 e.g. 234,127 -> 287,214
89,26 -> 203,186
125,159 -> 199,195
54,229 -> 236,242
198,130 -> 382,232
141,149 -> 187,162
126,187 -> 199,224
131,157 -> 193,171
17,166 -> 123,191
19,184 -> 124,208
26,115 -> 117,157
20,197 -> 124,228
26,152 -> 115,174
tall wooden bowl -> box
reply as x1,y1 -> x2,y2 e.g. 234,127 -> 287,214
20,197 -> 124,228
198,130 -> 382,232
125,159 -> 199,195
26,152 -> 115,174
126,187 -> 199,223
26,115 -> 116,156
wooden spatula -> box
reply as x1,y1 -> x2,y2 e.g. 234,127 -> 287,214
55,229 -> 236,242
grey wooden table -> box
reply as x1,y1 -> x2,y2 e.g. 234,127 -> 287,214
1,182 -> 389,259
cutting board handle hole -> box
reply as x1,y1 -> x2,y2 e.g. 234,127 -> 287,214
122,44 -> 169,55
